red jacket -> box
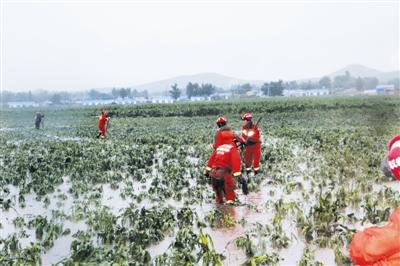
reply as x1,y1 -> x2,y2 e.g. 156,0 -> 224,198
212,126 -> 236,149
388,135 -> 400,180
98,113 -> 108,129
241,123 -> 261,145
206,144 -> 241,177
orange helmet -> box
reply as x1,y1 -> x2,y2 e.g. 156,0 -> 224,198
242,113 -> 253,121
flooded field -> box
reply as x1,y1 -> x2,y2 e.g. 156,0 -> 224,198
1,97 -> 399,265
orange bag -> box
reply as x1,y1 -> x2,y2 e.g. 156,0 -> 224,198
349,208 -> 400,266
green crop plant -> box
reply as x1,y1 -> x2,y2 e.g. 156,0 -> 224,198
198,229 -> 224,266
205,208 -> 236,228
1,96 -> 399,264
298,247 -> 323,266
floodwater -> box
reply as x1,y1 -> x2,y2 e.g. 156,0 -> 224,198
1,172 -> 341,265
146,172 -> 338,266
205,181 -> 336,266
2,112 -> 398,266
1,140 -> 342,266
2,135 -> 388,266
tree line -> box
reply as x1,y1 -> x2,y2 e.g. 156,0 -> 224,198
286,72 -> 398,91
168,72 -> 399,99
169,82 -> 217,100
0,88 -> 149,104
169,81 -> 292,99
90,88 -> 149,100
2,72 -> 398,103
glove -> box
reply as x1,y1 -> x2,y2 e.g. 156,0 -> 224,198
237,141 -> 246,149
238,175 -> 249,195
204,172 -> 211,185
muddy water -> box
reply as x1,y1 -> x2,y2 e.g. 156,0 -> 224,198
2,174 -> 340,265
146,173 -> 337,266
1,177 -> 87,264
41,220 -> 87,265
1,139 -> 339,266
207,192 -> 270,266
373,180 -> 400,192
205,182 -> 336,266
1,138 -> 343,265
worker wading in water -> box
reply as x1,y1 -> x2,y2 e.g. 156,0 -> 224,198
240,112 -> 261,176
211,117 -> 237,149
35,112 -> 44,129
97,108 -> 109,140
350,136 -> 400,265
204,143 -> 247,204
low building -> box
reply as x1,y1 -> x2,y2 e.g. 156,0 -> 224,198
364,85 -> 398,96
76,99 -> 115,106
132,97 -> 149,104
7,101 -> 39,108
113,98 -> 136,105
283,89 -> 330,97
211,92 -> 232,100
150,96 -> 174,104
180,95 -> 212,102
363,89 -> 378,96
376,85 -> 397,95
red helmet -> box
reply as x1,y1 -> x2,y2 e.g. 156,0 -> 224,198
216,117 -> 227,124
242,113 -> 253,121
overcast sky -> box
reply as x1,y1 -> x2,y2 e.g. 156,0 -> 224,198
1,0 -> 399,91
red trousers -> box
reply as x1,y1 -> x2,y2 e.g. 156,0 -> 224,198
244,143 -> 261,171
99,125 -> 106,139
210,168 -> 236,204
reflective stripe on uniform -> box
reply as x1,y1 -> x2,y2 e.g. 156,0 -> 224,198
391,140 -> 400,151
216,145 -> 232,153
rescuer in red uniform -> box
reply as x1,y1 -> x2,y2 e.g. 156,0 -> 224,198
211,117 -> 236,149
349,208 -> 400,266
204,144 -> 247,204
97,108 -> 109,140
387,135 -> 400,180
240,113 -> 261,175
349,136 -> 400,265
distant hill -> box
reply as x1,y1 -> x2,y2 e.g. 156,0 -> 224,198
326,64 -> 399,82
132,73 -> 263,94
129,64 -> 398,94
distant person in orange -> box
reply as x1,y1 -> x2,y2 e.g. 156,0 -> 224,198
240,112 -> 262,175
211,117 -> 236,149
97,108 -> 109,140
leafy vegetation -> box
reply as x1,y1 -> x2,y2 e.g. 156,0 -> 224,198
1,96 -> 399,265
